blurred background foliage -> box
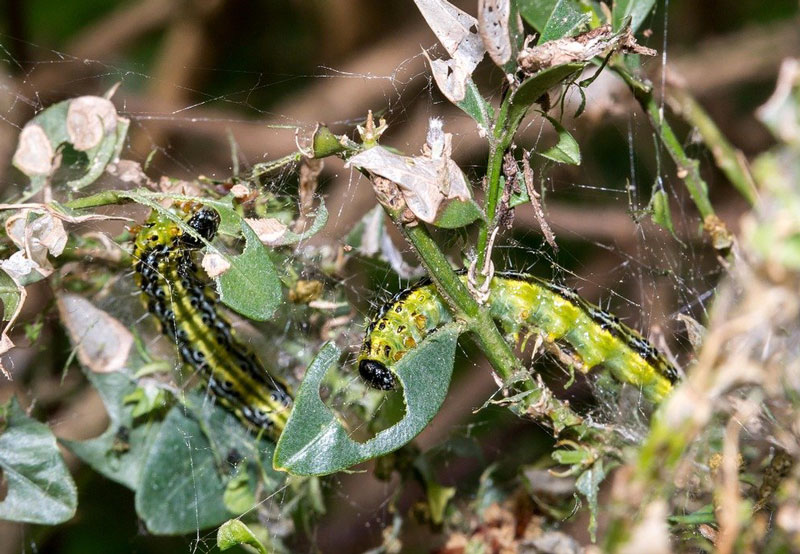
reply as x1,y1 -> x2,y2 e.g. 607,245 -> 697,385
1,1 -> 799,552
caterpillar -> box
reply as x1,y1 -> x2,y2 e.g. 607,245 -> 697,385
357,272 -> 679,403
132,205 -> 292,439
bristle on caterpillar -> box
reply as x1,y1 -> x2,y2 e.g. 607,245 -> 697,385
357,271 -> 678,404
132,205 -> 292,438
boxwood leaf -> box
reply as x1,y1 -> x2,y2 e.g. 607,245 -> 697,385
506,63 -> 584,134
537,115 -> 581,165
612,0 -> 657,32
134,406 -> 234,534
274,323 -> 463,475
0,398 -> 77,524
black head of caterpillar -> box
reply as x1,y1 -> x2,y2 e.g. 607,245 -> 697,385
358,358 -> 397,390
180,207 -> 221,248
356,272 -> 679,404
133,205 -> 292,438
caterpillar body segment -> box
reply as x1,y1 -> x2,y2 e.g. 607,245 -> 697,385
358,282 -> 452,389
357,272 -> 678,403
133,206 -> 292,438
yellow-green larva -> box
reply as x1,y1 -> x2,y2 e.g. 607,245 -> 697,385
357,272 -> 678,403
132,206 -> 292,438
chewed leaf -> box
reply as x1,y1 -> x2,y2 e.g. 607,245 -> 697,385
121,190 -> 282,321
416,0 -> 486,104
274,323 -> 463,476
216,218 -> 282,321
12,94 -> 129,191
0,398 -> 77,524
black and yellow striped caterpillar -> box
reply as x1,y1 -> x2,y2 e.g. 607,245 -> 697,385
132,205 -> 292,439
357,272 -> 679,403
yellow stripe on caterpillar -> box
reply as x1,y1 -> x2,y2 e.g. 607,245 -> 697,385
132,205 -> 292,438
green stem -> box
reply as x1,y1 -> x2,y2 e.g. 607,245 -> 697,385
666,87 -> 759,206
614,66 -> 716,219
403,223 -> 520,380
476,140 -> 508,270
63,190 -> 127,210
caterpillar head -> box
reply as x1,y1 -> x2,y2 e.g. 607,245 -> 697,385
358,358 -> 396,390
181,207 -> 221,248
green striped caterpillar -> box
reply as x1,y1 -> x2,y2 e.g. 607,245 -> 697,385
132,205 -> 292,439
357,272 -> 679,403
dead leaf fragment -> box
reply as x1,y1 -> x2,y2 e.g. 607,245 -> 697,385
415,0 -> 486,102
230,184 -> 251,198
2,211 -> 68,282
106,159 -> 150,185
201,252 -> 231,279
12,124 -> 54,176
57,294 -> 133,373
246,217 -> 289,245
518,24 -> 656,74
347,119 -> 472,223
66,96 -> 119,151
478,0 -> 520,67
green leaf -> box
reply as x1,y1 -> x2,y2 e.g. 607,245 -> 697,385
456,78 -> 495,133
575,460 -> 606,542
506,63 -> 585,135
216,218 -> 282,320
217,519 -> 269,554
433,198 -> 484,229
274,323 -> 463,476
0,398 -> 77,524
134,406 -> 235,534
612,0 -> 657,32
223,470 -> 257,514
538,115 -> 581,165
668,504 -> 716,525
0,269 -> 21,321
123,384 -> 169,418
518,0 -> 555,32
519,0 -> 590,43
414,454 -> 455,524
648,183 -> 677,237
312,125 -> 348,158
552,448 -> 593,466
63,371 -> 162,491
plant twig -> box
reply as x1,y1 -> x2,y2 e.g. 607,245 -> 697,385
666,84 -> 758,206
614,64 -> 733,249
